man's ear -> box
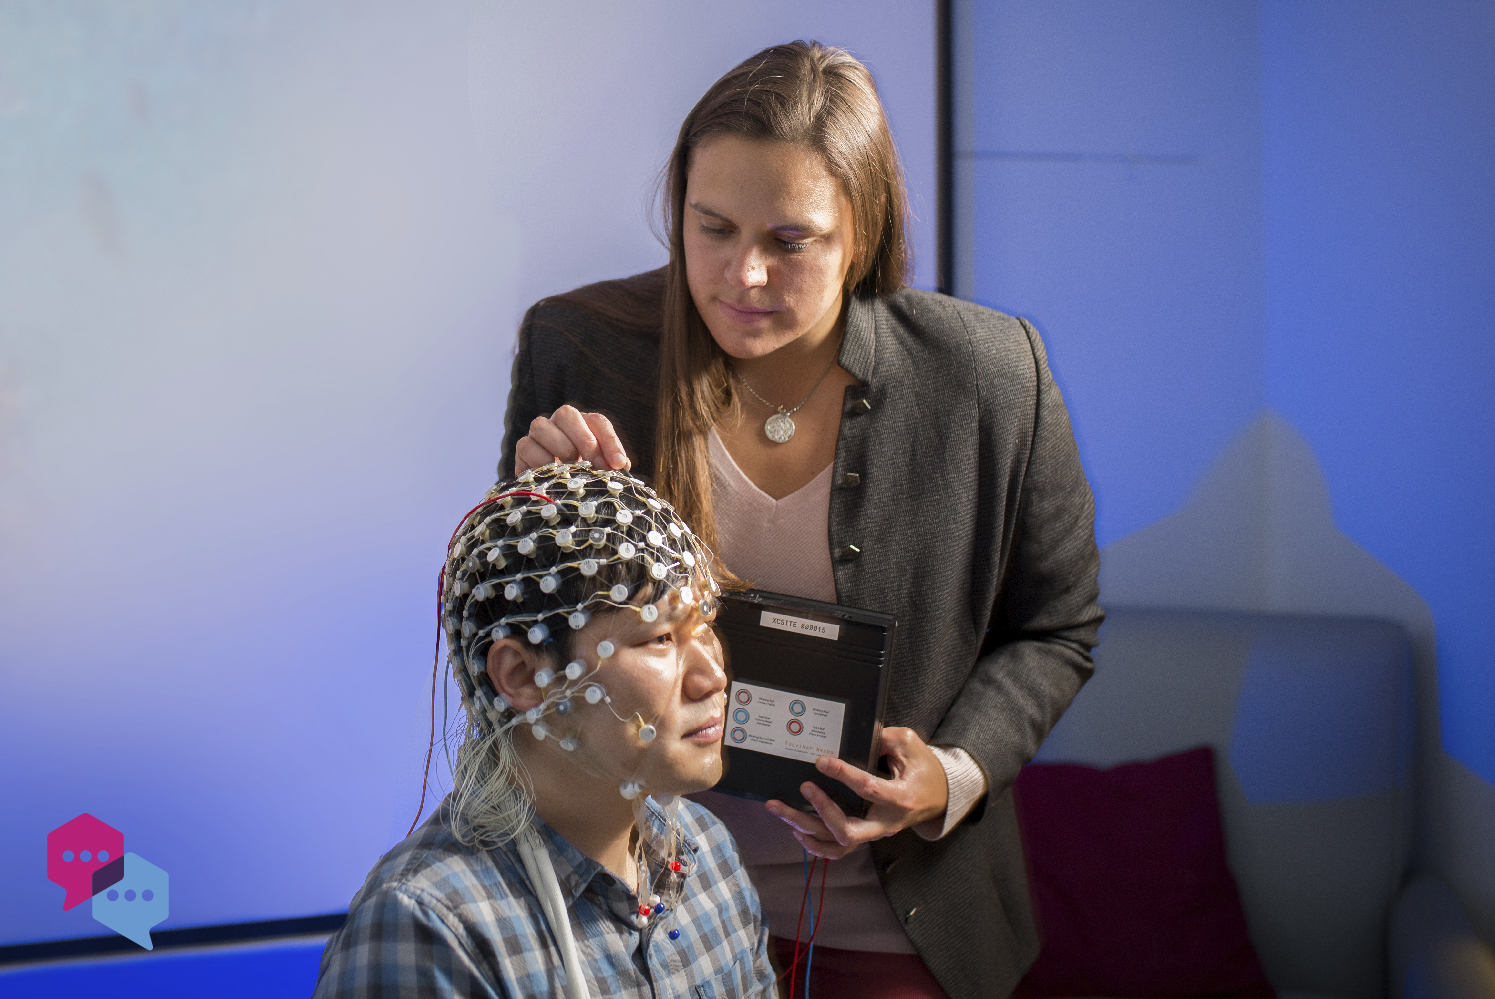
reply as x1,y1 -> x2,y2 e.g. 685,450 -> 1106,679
487,638 -> 546,712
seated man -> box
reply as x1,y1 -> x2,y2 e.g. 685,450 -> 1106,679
314,462 -> 774,998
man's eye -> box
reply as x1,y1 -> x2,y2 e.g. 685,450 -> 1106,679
701,224 -> 731,237
778,239 -> 810,252
649,632 -> 674,646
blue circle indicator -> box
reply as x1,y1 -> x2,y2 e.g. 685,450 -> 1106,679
732,708 -> 750,724
789,700 -> 806,716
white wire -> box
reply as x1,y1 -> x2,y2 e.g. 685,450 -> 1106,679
517,828 -> 591,999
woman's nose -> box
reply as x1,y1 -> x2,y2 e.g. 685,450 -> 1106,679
726,244 -> 768,288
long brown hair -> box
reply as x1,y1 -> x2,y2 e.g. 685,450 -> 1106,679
655,40 -> 910,568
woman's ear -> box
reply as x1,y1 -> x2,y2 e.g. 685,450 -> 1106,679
486,638 -> 546,712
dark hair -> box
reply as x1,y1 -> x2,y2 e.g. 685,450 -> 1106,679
441,463 -> 715,716
654,40 -> 910,564
429,462 -> 717,846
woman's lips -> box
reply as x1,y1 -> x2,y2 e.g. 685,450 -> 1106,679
718,300 -> 778,323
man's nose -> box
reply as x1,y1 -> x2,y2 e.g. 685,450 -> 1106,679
682,636 -> 728,701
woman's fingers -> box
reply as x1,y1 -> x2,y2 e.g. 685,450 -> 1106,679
582,412 -> 631,470
765,801 -> 813,831
816,755 -> 893,803
802,736 -> 949,837
764,799 -> 833,839
800,782 -> 860,846
875,726 -> 920,777
766,799 -> 860,860
514,436 -> 560,475
873,727 -> 950,824
514,407 -> 632,475
802,781 -> 909,847
768,754 -> 931,851
792,828 -> 857,861
544,406 -> 601,462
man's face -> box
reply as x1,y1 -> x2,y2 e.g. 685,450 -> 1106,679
560,593 -> 729,796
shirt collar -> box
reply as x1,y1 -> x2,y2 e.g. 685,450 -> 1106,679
837,293 -> 877,384
521,797 -> 702,908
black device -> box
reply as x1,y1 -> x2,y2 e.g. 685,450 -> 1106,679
711,590 -> 896,816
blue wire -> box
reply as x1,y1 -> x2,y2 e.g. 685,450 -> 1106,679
802,848 -> 817,998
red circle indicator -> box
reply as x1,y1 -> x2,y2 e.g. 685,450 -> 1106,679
786,719 -> 803,736
735,689 -> 752,705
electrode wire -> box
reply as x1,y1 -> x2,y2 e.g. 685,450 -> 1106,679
408,489 -> 564,837
784,855 -> 814,996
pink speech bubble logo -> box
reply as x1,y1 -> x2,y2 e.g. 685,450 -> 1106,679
46,813 -> 124,911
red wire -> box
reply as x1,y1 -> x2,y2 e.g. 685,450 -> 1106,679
405,488 -> 556,837
781,856 -> 817,993
798,859 -> 830,999
779,855 -> 833,997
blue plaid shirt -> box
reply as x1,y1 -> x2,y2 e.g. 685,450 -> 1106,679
313,795 -> 775,998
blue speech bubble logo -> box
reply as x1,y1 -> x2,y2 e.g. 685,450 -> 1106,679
90,853 -> 169,950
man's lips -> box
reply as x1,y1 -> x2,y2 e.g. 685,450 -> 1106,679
683,715 -> 724,742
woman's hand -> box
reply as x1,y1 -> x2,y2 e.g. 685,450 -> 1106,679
514,405 -> 631,474
764,727 -> 949,860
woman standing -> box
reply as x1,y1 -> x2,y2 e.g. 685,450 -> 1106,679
499,41 -> 1102,999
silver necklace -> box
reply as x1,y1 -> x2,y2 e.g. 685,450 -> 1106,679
732,354 -> 838,444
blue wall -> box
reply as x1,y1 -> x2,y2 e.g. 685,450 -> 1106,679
1260,0 -> 1495,786
958,0 -> 1494,935
960,0 -> 1266,549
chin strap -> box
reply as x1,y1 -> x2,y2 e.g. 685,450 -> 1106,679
517,828 -> 591,999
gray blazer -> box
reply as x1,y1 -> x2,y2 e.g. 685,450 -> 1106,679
499,269 -> 1103,998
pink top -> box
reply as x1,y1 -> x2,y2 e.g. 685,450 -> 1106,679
693,428 -> 988,953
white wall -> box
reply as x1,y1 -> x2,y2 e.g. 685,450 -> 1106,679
0,0 -> 934,944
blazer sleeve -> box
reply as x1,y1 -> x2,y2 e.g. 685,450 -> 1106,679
497,304 -> 542,482
930,316 -> 1104,804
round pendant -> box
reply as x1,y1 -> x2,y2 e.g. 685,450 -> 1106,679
764,411 -> 796,443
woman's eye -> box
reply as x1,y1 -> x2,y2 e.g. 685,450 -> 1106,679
648,632 -> 674,647
700,224 -> 731,238
778,239 -> 810,252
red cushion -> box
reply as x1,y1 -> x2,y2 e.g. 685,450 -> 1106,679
1012,746 -> 1277,999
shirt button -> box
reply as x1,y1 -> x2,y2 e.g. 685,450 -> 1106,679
838,544 -> 862,562
839,472 -> 861,488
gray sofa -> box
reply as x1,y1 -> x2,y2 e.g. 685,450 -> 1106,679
1031,607 -> 1495,999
